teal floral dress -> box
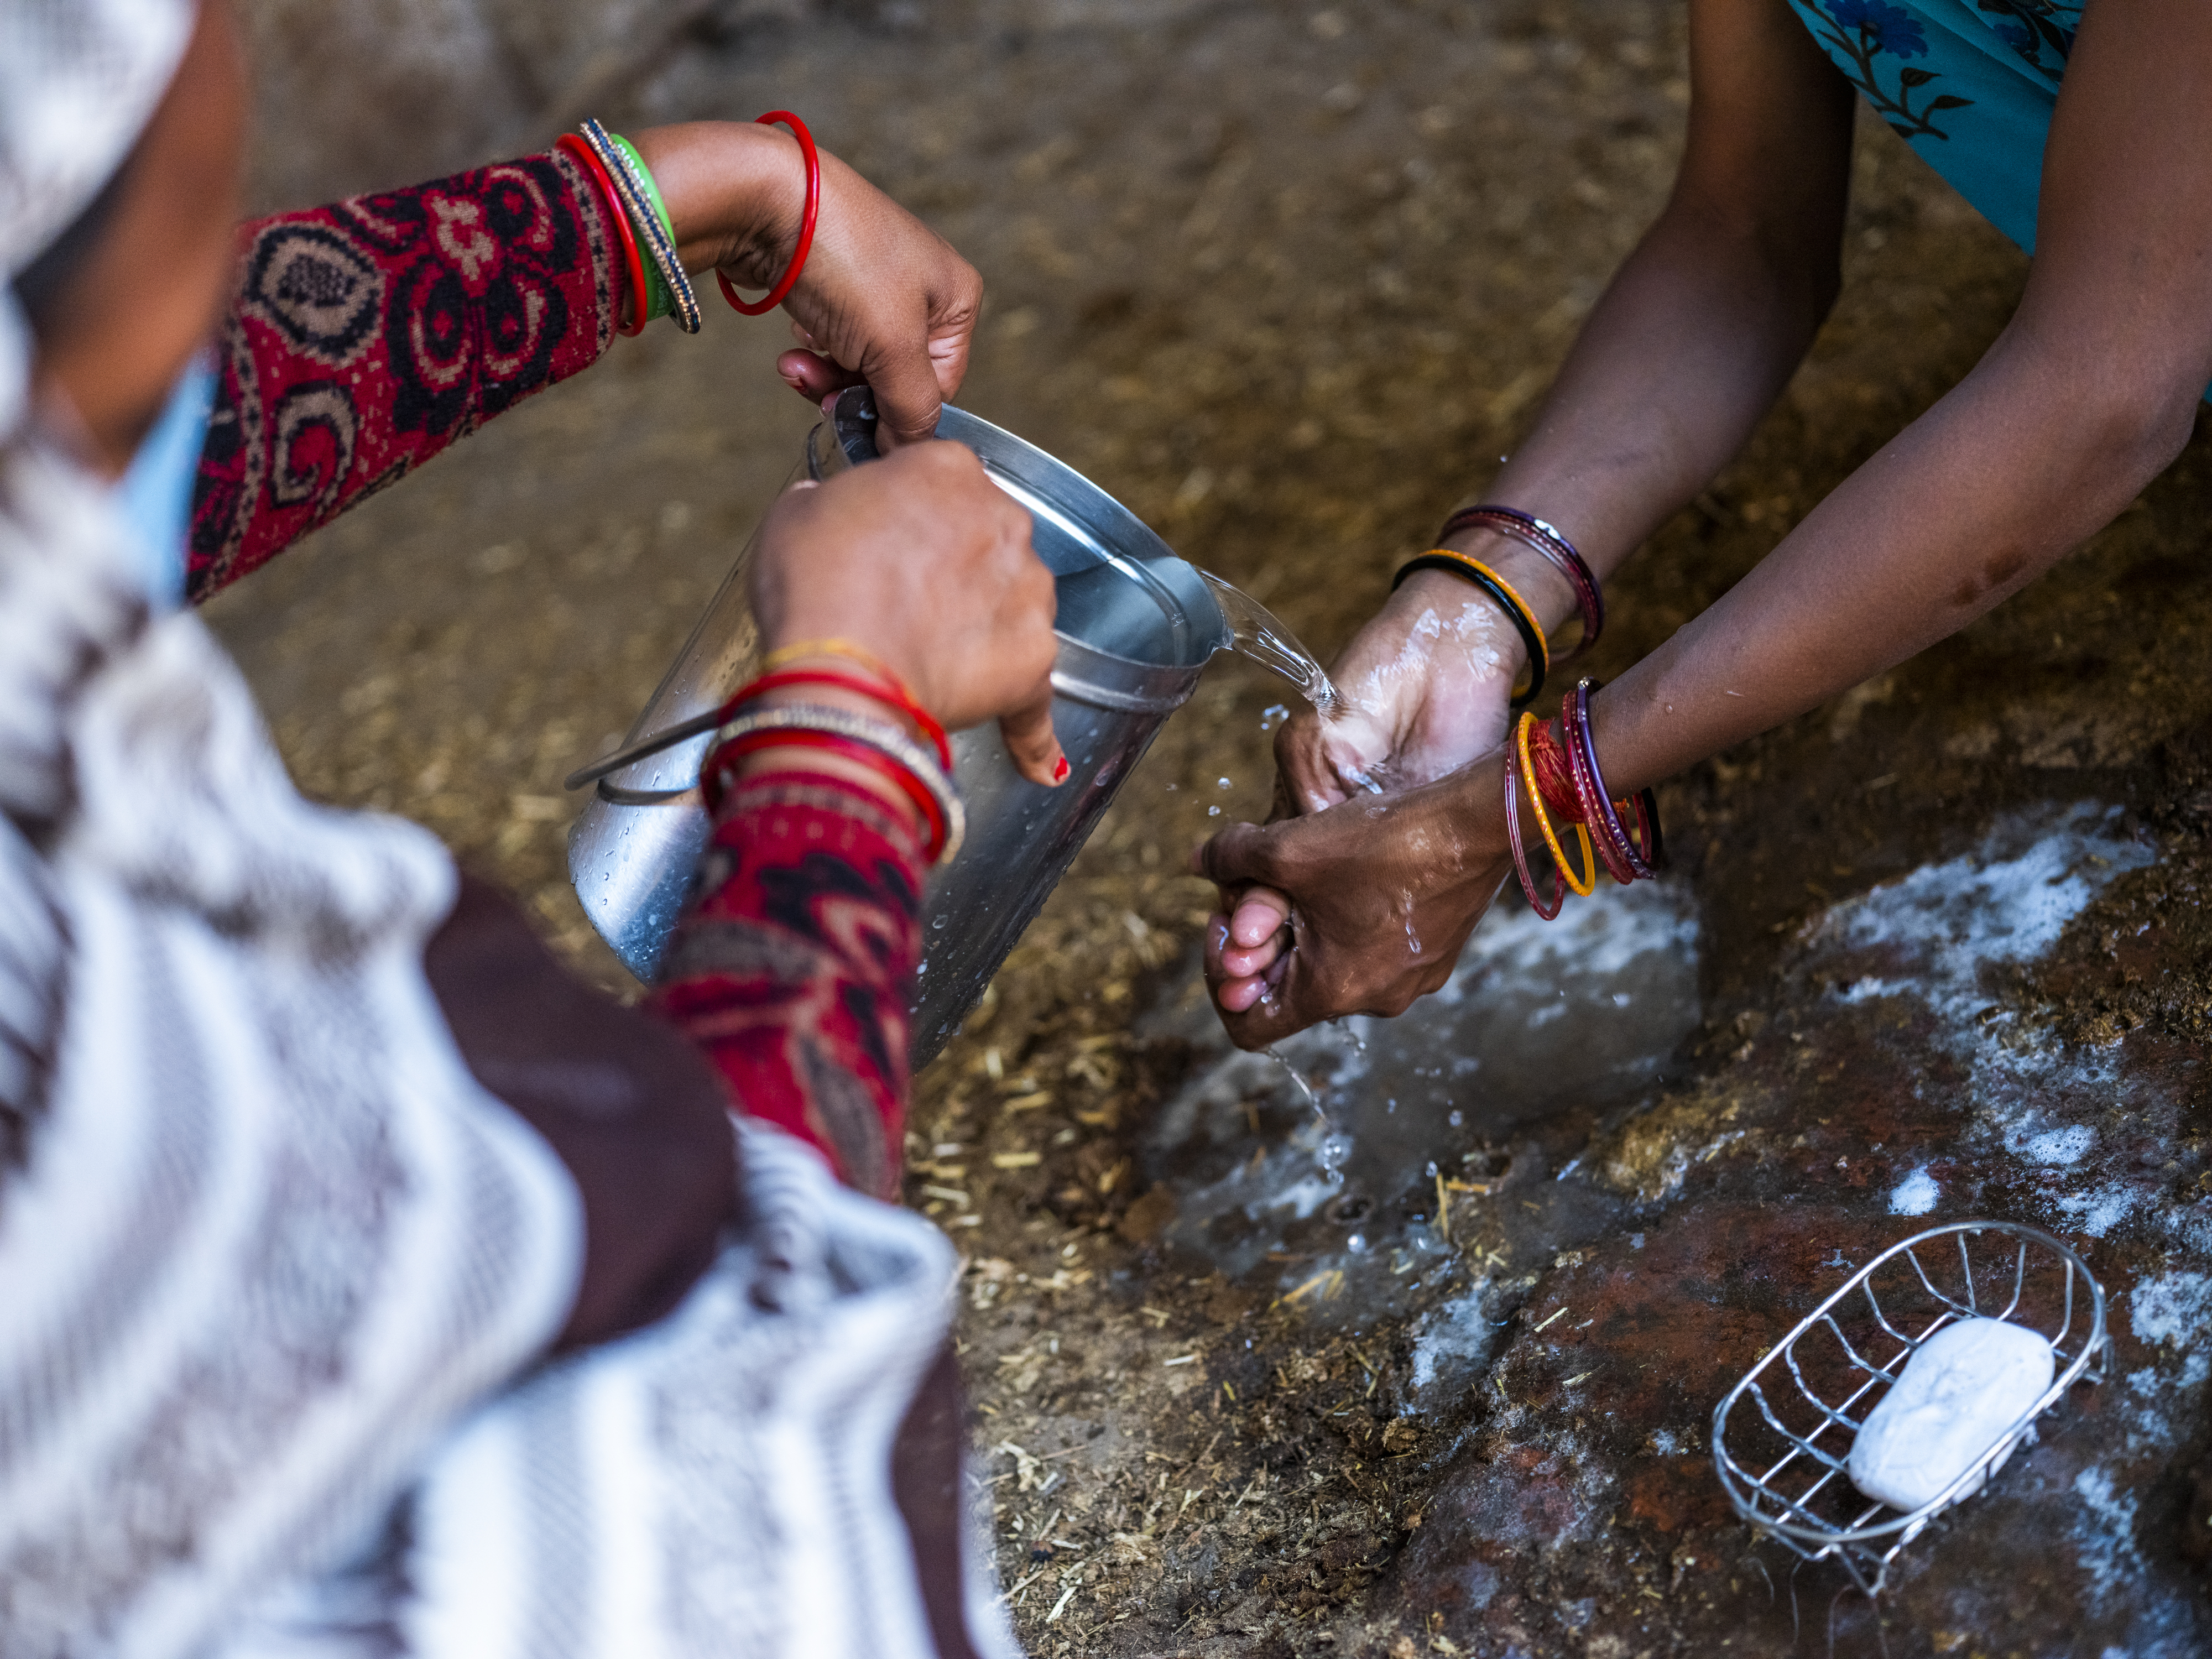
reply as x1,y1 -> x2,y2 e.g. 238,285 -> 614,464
1787,0 -> 2212,400
1784,0 -> 2081,254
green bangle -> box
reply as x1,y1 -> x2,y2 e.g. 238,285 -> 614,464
611,133 -> 675,323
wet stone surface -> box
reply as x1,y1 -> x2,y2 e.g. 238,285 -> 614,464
212,0 -> 2212,1652
1135,878 -> 1701,1327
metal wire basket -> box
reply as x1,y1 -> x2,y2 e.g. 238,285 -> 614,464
1710,1220 -> 2106,1596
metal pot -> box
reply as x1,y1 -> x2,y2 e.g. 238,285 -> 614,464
566,387 -> 1228,1065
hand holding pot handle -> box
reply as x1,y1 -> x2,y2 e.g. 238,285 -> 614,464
631,123 -> 980,448
747,443 -> 1066,795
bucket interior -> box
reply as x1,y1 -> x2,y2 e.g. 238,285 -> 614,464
989,469 -> 1223,673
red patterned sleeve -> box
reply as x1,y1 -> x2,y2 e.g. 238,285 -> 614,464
649,774 -> 925,1199
187,148 -> 622,602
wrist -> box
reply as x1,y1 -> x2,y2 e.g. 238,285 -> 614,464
732,682 -> 928,827
1436,526 -> 1579,639
727,746 -> 923,833
1385,568 -> 1536,690
631,121 -> 805,286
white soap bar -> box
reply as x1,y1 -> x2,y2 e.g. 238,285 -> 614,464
1848,1317 -> 2054,1514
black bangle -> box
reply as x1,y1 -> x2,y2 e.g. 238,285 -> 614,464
1392,553 -> 1547,709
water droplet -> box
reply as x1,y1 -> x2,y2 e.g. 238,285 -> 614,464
931,914 -> 948,930
1425,1160 -> 1438,1178
1217,776 -> 1233,790
1260,703 -> 1290,732
1345,1232 -> 1368,1253
1208,805 -> 1222,817
1448,1109 -> 1464,1128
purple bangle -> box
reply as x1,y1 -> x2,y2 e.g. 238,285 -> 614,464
1561,681 -> 1640,885
1564,678 -> 1657,883
1439,505 -> 1604,660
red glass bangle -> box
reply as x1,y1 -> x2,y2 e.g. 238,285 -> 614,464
718,111 -> 822,316
1623,786 -> 1664,873
722,667 -> 952,770
705,727 -> 946,857
1563,679 -> 1654,883
1503,753 -> 1566,922
1439,505 -> 1603,660
1559,684 -> 1635,885
557,133 -> 650,338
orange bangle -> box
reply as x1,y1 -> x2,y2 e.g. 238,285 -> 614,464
1516,712 -> 1595,898
1441,552 -> 1548,677
761,637 -> 902,681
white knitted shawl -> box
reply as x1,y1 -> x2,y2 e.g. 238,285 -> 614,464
0,444 -> 1017,1659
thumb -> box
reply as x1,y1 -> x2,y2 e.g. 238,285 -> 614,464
1195,820 -> 1286,892
863,332 -> 948,449
997,686 -> 1067,787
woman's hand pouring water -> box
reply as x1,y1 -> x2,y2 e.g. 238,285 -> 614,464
747,444 -> 1066,787
1196,565 -> 1534,1046
634,123 -> 982,447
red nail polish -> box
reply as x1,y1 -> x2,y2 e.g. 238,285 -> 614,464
1053,755 -> 1070,784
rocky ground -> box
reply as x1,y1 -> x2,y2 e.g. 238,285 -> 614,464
211,1 -> 2212,1653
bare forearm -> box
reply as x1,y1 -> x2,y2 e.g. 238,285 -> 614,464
1458,0 -> 1856,624
1483,197 -> 1840,594
1588,332 -> 2200,794
1433,207 -> 1841,638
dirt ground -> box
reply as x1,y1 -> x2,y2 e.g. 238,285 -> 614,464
210,1 -> 2212,1654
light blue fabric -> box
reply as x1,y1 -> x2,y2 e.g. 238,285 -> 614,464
112,352 -> 215,609
1785,0 -> 2080,255
1786,0 -> 2212,403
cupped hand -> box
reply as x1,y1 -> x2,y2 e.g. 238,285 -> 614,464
636,122 -> 982,448
749,442 -> 1064,783
1213,568 -> 1525,1009
1194,757 -> 1519,1049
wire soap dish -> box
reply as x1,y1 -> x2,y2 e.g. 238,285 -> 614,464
1711,1220 -> 2106,1596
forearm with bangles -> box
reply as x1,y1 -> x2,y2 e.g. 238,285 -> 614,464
651,762 -> 926,1198
648,644 -> 958,1192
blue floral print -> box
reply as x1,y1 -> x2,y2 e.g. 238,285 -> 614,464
1829,0 -> 1931,59
1973,0 -> 2077,72
1809,0 -> 1973,139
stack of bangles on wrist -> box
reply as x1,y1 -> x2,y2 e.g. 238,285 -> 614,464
698,639 -> 964,864
557,110 -> 821,336
1389,504 -> 1604,709
1501,677 -> 1663,921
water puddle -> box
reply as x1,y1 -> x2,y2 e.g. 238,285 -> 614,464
1135,877 -> 1702,1324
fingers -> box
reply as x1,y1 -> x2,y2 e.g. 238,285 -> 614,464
1227,885 -> 1290,951
1194,831 -> 1294,1016
928,323 -> 973,405
997,684 -> 1068,787
776,347 -> 861,404
1272,708 -> 1354,816
1201,910 -> 1291,1024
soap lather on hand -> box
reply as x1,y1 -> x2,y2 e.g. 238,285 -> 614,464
1848,1317 -> 2056,1515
